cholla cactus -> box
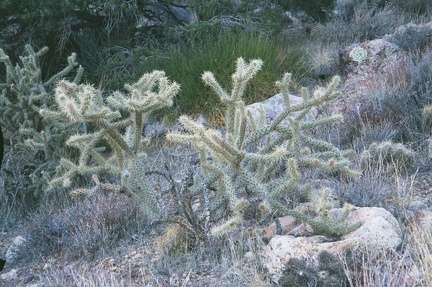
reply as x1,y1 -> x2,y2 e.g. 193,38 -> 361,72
42,71 -> 180,220
167,58 -> 360,237
360,141 -> 415,169
0,45 -> 81,137
0,45 -> 82,194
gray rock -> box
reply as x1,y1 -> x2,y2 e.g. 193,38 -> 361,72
339,39 -> 408,98
0,268 -> 17,280
245,93 -> 317,126
5,235 -> 26,264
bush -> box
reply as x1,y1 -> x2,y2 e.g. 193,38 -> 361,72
135,31 -> 308,122
313,2 -> 406,46
25,193 -> 141,261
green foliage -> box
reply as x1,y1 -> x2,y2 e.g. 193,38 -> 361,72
43,70 -> 180,220
0,45 -> 82,214
167,58 -> 360,237
130,31 -> 308,122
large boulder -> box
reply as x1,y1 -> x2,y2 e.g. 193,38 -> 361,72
338,21 -> 432,100
339,39 -> 409,98
261,206 -> 402,283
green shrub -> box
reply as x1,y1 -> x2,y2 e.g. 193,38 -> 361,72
137,31 -> 308,122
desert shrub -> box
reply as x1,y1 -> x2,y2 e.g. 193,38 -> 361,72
340,247 -> 411,287
25,193 -> 142,260
409,223 -> 432,286
313,2 -> 406,46
335,169 -> 395,209
392,0 -> 432,16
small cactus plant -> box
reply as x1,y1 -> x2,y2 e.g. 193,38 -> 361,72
360,141 -> 415,169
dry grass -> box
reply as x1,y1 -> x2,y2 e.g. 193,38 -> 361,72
306,43 -> 338,79
339,247 -> 415,287
337,218 -> 432,287
409,218 -> 432,286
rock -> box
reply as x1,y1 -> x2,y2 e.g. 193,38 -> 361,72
0,268 -> 17,280
262,215 -> 298,239
22,274 -> 36,284
5,235 -> 26,264
245,93 -> 317,125
339,39 -> 409,98
170,2 -> 198,24
262,203 -> 316,239
261,206 -> 402,283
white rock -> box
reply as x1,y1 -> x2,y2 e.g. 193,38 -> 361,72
5,235 -> 26,264
262,206 -> 402,283
0,268 -> 17,280
246,93 -> 317,126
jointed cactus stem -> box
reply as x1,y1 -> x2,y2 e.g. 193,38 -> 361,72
167,58 -> 359,237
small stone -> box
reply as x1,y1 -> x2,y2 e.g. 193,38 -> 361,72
43,263 -> 51,271
5,235 -> 26,264
0,268 -> 17,280
244,251 -> 256,261
22,274 -> 36,284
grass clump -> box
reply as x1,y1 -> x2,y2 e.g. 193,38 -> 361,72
102,30 -> 308,123
24,193 -> 142,261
